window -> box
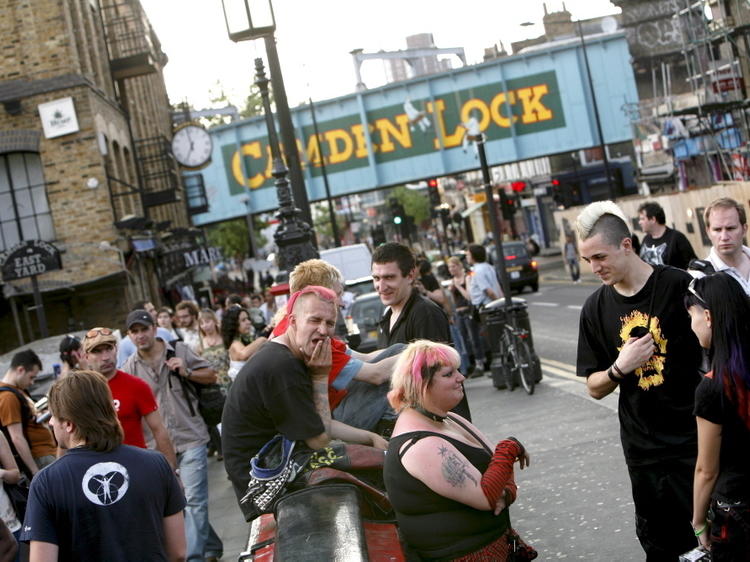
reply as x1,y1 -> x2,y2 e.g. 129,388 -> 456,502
183,174 -> 209,215
0,153 -> 55,251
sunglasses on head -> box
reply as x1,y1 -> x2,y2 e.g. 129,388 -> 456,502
85,327 -> 113,339
688,277 -> 707,306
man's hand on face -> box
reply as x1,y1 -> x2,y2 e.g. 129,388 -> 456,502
305,337 -> 332,381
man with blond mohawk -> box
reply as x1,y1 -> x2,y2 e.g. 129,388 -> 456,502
575,201 -> 703,561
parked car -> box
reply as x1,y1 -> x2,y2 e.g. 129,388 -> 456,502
494,241 -> 539,293
345,276 -> 375,297
348,291 -> 384,354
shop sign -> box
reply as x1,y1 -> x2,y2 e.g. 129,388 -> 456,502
38,97 -> 80,139
183,246 -> 222,268
0,240 -> 62,281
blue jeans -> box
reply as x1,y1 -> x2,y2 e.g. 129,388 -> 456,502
456,313 -> 484,361
178,444 -> 223,560
450,322 -> 470,374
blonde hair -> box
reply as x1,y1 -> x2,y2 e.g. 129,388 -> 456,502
289,259 -> 343,293
575,200 -> 632,248
198,308 -> 220,338
388,340 -> 460,412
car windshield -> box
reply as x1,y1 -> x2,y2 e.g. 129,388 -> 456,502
350,296 -> 383,329
501,243 -> 528,259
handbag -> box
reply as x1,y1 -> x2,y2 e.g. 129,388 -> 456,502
3,478 -> 29,521
192,383 -> 225,427
240,435 -> 312,521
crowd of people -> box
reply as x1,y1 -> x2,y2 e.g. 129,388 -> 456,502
0,195 -> 747,561
0,288 -> 276,561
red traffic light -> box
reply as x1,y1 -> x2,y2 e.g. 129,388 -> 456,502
510,181 -> 526,192
551,178 -> 561,186
427,178 -> 438,188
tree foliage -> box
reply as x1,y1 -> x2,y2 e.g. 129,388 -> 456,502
205,217 -> 267,259
391,185 -> 430,224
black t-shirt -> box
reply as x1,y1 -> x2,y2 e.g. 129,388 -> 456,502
384,431 -> 506,560
693,373 -> 750,502
222,342 -> 325,502
21,445 -> 184,561
419,273 -> 440,292
378,288 -> 451,348
577,265 -> 702,465
639,227 -> 697,270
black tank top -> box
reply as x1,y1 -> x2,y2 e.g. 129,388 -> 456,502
384,430 -> 509,561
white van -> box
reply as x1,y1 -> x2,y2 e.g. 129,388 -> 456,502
319,244 -> 372,282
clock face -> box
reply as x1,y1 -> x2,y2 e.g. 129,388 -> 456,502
171,124 -> 212,168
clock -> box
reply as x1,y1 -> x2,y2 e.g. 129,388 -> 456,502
171,123 -> 212,169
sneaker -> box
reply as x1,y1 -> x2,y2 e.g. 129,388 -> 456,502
468,366 -> 484,379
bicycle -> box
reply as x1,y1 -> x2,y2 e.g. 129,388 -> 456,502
498,316 -> 535,395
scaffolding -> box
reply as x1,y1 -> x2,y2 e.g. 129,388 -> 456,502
627,0 -> 750,191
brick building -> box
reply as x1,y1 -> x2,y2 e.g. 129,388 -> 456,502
0,0 -> 189,351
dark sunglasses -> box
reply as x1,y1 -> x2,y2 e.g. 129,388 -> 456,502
85,327 -> 114,339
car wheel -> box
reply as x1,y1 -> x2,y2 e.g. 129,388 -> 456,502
530,281 -> 539,292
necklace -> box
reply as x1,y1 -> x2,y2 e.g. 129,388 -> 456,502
414,405 -> 447,422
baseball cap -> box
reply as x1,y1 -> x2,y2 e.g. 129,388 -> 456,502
126,309 -> 154,330
82,328 -> 117,353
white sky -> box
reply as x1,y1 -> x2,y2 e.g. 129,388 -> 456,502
139,0 -> 620,111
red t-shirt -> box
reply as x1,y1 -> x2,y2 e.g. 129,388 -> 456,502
272,315 -> 351,409
109,370 -> 159,448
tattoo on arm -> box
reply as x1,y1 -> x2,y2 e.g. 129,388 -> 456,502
439,446 -> 477,487
312,380 -> 332,432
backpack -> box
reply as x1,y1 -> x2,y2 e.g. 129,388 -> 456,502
0,386 -> 36,480
166,345 -> 226,427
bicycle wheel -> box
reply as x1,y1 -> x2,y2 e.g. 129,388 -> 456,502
511,336 -> 535,395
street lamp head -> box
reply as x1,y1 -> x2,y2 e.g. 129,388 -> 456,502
221,0 -> 276,42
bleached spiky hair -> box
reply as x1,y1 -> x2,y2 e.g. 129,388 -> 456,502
576,200 -> 631,246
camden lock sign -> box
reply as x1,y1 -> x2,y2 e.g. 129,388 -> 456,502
0,240 -> 62,281
223,70 -> 565,194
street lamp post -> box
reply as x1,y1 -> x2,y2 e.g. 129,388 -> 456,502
221,0 -> 314,229
254,58 -> 317,272
474,134 -> 513,308
222,0 -> 317,272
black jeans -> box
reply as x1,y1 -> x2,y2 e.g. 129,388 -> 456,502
627,457 -> 696,561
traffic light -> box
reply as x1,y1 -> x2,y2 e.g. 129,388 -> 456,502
389,198 -> 403,225
427,178 -> 441,216
500,194 -> 516,220
510,181 -> 527,193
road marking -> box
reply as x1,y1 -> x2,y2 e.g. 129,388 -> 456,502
539,357 -> 620,396
567,305 -> 582,310
531,302 -> 558,307
540,357 -> 577,371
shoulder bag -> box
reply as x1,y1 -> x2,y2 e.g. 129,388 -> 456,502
166,345 -> 226,427
3,477 -> 29,521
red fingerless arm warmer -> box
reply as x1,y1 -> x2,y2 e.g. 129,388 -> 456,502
480,439 -> 522,508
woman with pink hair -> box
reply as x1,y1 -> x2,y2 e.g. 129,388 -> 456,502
384,340 -> 532,561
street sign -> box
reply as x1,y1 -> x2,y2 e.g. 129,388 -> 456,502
0,239 -> 62,281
